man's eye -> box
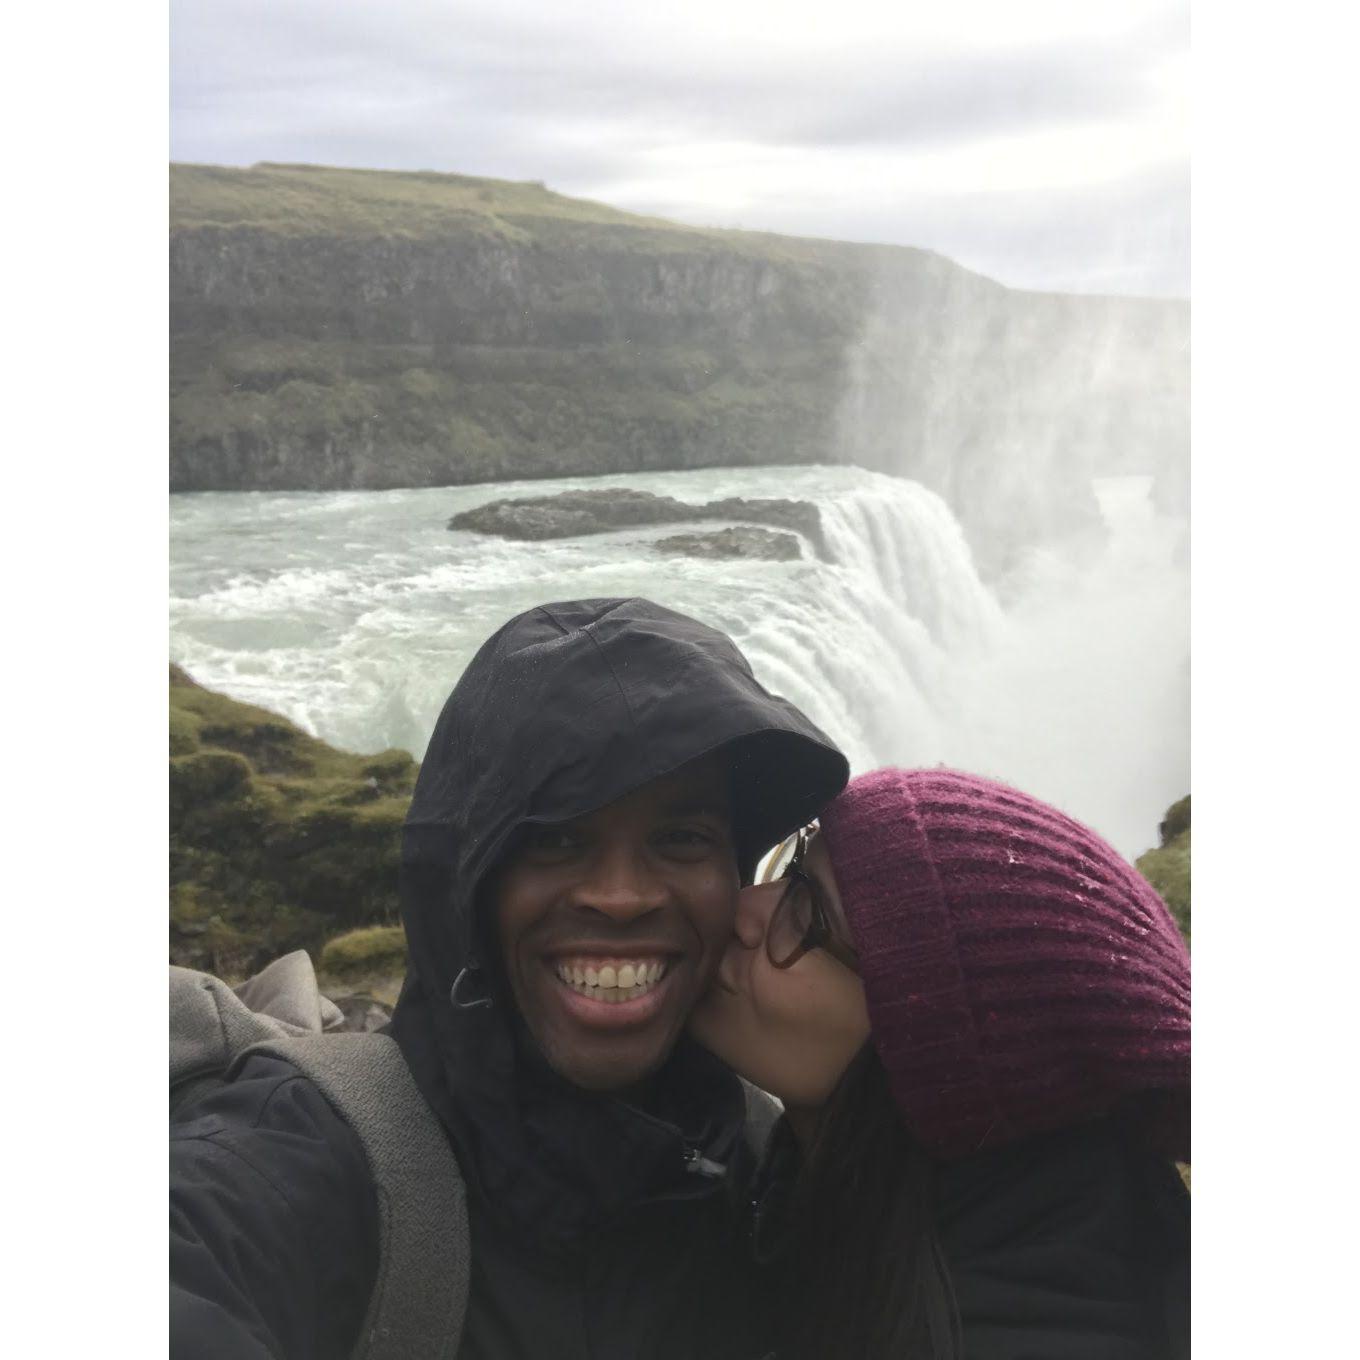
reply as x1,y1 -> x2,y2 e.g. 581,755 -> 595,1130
521,827 -> 584,859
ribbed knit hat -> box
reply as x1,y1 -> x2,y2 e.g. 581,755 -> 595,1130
819,768 -> 1189,1162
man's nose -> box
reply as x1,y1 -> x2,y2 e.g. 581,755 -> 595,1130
569,845 -> 669,921
733,882 -> 779,949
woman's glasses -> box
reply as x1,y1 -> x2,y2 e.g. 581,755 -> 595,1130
757,825 -> 859,972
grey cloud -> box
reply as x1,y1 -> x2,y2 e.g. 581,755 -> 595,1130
173,0 -> 1183,155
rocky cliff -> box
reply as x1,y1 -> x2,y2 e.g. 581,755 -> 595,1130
170,162 -> 1189,573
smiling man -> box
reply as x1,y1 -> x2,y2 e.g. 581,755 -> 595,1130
492,753 -> 739,1093
170,598 -> 847,1359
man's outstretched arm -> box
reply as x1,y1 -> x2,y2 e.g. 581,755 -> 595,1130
171,1055 -> 380,1360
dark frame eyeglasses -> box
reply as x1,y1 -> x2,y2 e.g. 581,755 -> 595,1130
758,825 -> 859,972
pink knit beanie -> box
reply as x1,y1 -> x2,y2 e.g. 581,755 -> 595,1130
819,768 -> 1190,1162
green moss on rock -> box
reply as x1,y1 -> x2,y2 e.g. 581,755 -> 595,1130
1137,795 -> 1191,943
1159,795 -> 1191,844
170,749 -> 254,808
320,926 -> 408,981
169,664 -> 418,978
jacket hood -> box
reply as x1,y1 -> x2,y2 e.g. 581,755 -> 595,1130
389,598 -> 848,1247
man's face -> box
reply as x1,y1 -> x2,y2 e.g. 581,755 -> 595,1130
494,755 -> 739,1092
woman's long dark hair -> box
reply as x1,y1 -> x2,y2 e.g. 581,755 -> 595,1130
781,1044 -> 961,1360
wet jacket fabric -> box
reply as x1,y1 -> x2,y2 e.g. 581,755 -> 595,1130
750,1115 -> 1190,1360
169,598 -> 848,1359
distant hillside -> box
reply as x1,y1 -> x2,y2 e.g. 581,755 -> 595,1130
170,162 -> 1189,574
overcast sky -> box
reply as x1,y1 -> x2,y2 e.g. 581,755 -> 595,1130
170,0 -> 1189,297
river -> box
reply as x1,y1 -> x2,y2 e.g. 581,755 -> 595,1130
169,463 -> 1188,860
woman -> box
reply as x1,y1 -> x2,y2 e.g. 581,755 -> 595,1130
690,767 -> 1190,1360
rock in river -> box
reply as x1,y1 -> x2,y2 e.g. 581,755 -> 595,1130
449,487 -> 825,555
654,527 -> 803,561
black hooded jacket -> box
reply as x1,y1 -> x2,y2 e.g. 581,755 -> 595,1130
170,598 -> 848,1360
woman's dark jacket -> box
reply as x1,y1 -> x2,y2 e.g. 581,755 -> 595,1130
751,1114 -> 1190,1360
169,598 -> 848,1359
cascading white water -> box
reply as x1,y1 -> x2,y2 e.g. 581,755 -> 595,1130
169,464 -> 1187,859
722,476 -> 998,769
818,477 -> 1004,653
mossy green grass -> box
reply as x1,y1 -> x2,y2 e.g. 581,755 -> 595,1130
1137,795 -> 1191,943
169,664 -> 417,980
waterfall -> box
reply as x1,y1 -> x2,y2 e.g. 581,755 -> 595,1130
716,471 -> 1186,856
817,475 -> 1004,654
710,472 -> 1005,777
169,465 -> 1187,858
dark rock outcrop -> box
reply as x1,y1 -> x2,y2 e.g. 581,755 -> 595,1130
655,527 -> 802,561
328,995 -> 396,1032
449,488 -> 694,538
705,497 -> 823,546
449,487 -> 826,555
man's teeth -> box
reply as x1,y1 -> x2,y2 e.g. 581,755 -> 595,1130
555,960 -> 669,1002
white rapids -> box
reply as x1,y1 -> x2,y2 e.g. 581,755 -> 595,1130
170,463 -> 1188,860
